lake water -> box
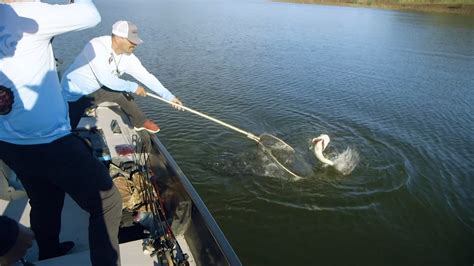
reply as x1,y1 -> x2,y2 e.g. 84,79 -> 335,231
55,0 -> 474,265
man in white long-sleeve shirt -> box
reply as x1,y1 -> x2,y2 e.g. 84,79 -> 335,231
62,20 -> 183,133
0,1 -> 122,265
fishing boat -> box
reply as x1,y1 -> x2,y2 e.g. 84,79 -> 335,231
0,102 -> 241,266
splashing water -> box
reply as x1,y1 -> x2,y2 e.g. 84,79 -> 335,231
243,134 -> 360,180
331,147 -> 360,175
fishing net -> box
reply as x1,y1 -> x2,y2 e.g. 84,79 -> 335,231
146,93 -> 307,180
257,134 -> 304,180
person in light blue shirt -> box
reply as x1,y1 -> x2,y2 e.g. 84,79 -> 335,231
62,20 -> 183,133
0,1 -> 122,265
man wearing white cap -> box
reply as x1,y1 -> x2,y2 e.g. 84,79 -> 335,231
61,20 -> 183,133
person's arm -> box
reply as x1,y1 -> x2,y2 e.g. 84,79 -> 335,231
84,42 -> 139,94
0,216 -> 19,257
29,0 -> 101,39
124,55 -> 176,101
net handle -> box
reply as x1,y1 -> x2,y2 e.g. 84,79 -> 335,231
146,93 -> 260,142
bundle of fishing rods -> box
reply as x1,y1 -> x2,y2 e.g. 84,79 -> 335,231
129,135 -> 190,266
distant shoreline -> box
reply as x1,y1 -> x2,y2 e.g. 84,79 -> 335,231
275,0 -> 474,15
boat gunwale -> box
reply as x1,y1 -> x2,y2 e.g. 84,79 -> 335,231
149,134 -> 242,266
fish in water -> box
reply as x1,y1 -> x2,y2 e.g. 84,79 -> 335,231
311,134 -> 360,175
311,134 -> 334,166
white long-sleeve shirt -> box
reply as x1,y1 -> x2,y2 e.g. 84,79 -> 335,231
0,1 -> 101,145
61,36 -> 175,102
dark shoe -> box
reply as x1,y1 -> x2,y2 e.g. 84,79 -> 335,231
38,241 -> 75,261
134,120 -> 160,133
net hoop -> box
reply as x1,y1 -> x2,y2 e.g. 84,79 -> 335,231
257,134 -> 304,181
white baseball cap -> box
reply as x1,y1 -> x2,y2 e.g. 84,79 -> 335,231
112,21 -> 143,45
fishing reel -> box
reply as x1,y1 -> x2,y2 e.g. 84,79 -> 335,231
142,235 -> 189,265
143,235 -> 176,257
142,237 -> 156,255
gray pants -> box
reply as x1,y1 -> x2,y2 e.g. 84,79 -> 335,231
0,134 -> 122,265
68,87 -> 146,130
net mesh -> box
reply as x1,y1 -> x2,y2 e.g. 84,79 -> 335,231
257,134 -> 303,180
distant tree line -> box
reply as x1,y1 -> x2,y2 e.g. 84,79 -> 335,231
278,0 -> 474,14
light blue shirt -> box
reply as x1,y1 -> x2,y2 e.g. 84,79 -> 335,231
0,0 -> 101,145
61,36 -> 175,102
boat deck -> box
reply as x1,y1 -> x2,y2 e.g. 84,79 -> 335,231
0,104 -> 197,265
0,195 -> 159,266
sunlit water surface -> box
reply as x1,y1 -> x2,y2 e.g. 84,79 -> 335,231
55,0 -> 474,265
